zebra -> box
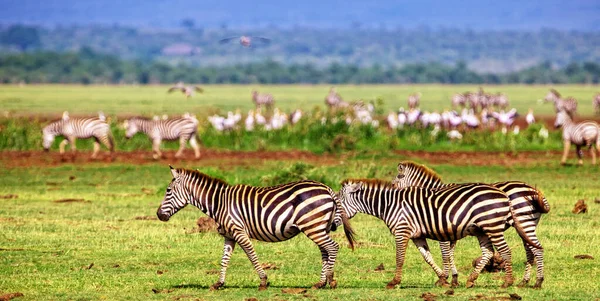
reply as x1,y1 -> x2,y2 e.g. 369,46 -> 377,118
593,93 -> 600,115
325,87 -> 350,110
491,93 -> 509,110
156,166 -> 356,290
554,110 -> 600,165
42,111 -> 114,159
251,90 -> 275,111
451,93 -> 467,110
544,89 -> 578,115
123,115 -> 201,159
392,161 -> 550,288
338,179 -> 540,289
407,92 -> 421,110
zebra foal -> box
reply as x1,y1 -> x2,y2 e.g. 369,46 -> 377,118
157,167 -> 355,290
393,161 -> 549,288
123,115 -> 201,159
554,110 -> 600,165
338,179 -> 539,289
42,111 -> 114,159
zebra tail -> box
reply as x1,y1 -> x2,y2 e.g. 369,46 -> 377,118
329,188 -> 356,251
532,187 -> 550,214
509,197 -> 543,249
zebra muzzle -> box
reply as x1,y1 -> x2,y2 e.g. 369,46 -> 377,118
156,211 -> 170,222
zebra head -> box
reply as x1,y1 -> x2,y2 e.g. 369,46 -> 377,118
338,180 -> 365,219
544,90 -> 559,103
157,166 -> 190,222
123,119 -> 139,139
41,126 -> 56,151
554,110 -> 570,128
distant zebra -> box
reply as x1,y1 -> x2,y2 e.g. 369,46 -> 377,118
554,110 -> 600,165
338,179 -> 538,289
451,93 -> 467,109
544,89 -> 578,115
407,92 -> 421,110
157,167 -> 355,290
491,93 -> 509,110
251,90 -> 275,110
392,161 -> 549,288
42,111 -> 114,159
594,93 -> 600,115
123,115 -> 201,159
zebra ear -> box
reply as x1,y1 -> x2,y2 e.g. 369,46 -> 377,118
397,163 -> 404,173
346,182 -> 363,193
169,165 -> 178,178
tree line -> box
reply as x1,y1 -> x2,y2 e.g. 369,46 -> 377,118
1,49 -> 599,84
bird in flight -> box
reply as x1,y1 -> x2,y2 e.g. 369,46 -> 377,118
167,82 -> 204,99
219,35 -> 271,47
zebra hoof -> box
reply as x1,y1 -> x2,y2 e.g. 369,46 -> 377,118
312,281 -> 326,289
451,275 -> 459,288
210,282 -> 224,291
501,280 -> 514,288
329,279 -> 337,289
517,280 -> 529,287
533,278 -> 543,289
435,277 -> 449,287
386,280 -> 399,289
466,280 -> 475,288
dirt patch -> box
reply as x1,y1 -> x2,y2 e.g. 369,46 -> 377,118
469,293 -> 522,301
394,149 -> 562,166
281,288 -> 307,295
0,194 -> 18,199
0,292 -> 24,301
152,288 -> 174,294
420,292 -> 436,301
572,199 -> 588,214
134,216 -> 157,221
141,188 -> 154,195
574,254 -> 594,260
260,262 -> 279,270
472,253 -> 505,273
53,198 -> 90,203
374,263 -> 385,271
196,217 -> 217,232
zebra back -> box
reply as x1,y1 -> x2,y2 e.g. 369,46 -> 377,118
555,110 -> 600,145
125,116 -> 198,140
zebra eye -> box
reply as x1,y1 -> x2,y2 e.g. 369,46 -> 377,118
397,174 -> 405,179
166,187 -> 172,193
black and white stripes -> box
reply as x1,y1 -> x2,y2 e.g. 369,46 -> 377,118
554,110 -> 600,165
42,112 -> 114,158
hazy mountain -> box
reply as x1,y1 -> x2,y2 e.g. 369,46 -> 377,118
1,0 -> 599,31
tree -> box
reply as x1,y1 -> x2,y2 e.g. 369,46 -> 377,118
1,25 -> 41,50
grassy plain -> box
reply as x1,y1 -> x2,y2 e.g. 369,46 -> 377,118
1,158 -> 599,300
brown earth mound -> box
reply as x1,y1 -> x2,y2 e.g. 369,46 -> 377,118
572,199 -> 588,214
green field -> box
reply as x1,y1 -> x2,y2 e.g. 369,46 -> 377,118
1,158 -> 599,300
1,84 -> 599,116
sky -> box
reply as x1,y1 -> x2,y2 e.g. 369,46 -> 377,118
0,0 -> 599,31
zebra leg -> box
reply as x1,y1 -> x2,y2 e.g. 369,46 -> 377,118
437,241 -> 455,287
303,227 -> 340,289
412,238 -> 447,286
488,233 -> 514,288
59,139 -> 69,154
447,241 -> 459,287
387,230 -> 411,289
189,135 -> 201,159
561,140 -> 571,165
576,145 -> 583,165
531,245 -> 545,288
210,238 -> 236,291
235,234 -> 269,290
92,140 -> 100,159
152,139 -> 162,159
589,144 -> 597,165
466,235 -> 494,288
175,136 -> 187,158
518,241 -> 535,287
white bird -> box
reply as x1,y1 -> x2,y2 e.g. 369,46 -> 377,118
290,109 -> 303,125
255,111 -> 267,125
245,110 -> 255,131
406,108 -> 421,125
447,130 -> 463,140
387,112 -> 399,129
526,108 -> 535,125
208,115 -> 225,131
397,108 -> 407,128
428,111 -> 442,127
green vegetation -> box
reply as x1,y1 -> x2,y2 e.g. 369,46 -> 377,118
2,50 -> 600,84
1,158 -> 599,300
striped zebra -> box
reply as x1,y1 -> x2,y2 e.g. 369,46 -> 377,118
338,179 -> 540,289
491,93 -> 509,110
593,93 -> 600,115
554,110 -> 600,165
123,115 -> 201,159
251,90 -> 275,110
392,161 -> 549,288
407,92 -> 421,110
544,89 -> 578,115
451,93 -> 467,110
157,167 -> 356,290
42,111 -> 114,159
325,87 -> 349,110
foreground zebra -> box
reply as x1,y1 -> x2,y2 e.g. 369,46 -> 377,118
554,110 -> 600,165
251,90 -> 275,110
123,115 -> 201,159
42,111 -> 114,159
157,167 -> 355,290
338,179 -> 539,289
392,161 -> 549,288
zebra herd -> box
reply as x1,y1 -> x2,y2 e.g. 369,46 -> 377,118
157,161 -> 549,290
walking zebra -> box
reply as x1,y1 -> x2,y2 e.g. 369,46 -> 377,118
593,93 -> 600,115
156,167 -> 355,290
407,92 -> 421,110
392,161 -> 549,288
251,90 -> 275,110
123,115 -> 201,159
544,89 -> 578,115
554,110 -> 600,165
42,111 -> 114,159
338,179 -> 539,289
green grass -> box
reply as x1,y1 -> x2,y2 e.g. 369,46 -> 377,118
1,158 -> 599,300
1,84 -> 599,116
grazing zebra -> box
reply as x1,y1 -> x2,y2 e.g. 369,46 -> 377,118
325,87 -> 349,109
338,179 -> 538,289
168,82 -> 204,99
544,89 -> 578,115
407,92 -> 421,110
251,90 -> 275,110
156,167 -> 355,290
554,110 -> 600,165
392,161 -> 550,288
123,115 -> 201,159
451,93 -> 467,110
593,93 -> 600,115
42,111 -> 114,159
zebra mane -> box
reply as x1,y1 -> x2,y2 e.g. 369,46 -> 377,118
341,178 -> 396,190
399,161 -> 443,183
550,88 -> 561,97
181,168 -> 230,187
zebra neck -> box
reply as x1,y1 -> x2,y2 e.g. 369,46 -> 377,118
45,120 -> 65,134
353,187 -> 396,220
185,174 -> 228,219
136,119 -> 157,135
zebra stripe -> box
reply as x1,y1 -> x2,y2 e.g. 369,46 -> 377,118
339,179 -> 532,289
407,92 -> 421,110
124,116 -> 201,159
251,90 -> 275,110
157,167 -> 355,290
42,113 -> 114,158
451,93 -> 467,109
392,161 -> 549,288
554,110 -> 600,165
545,89 -> 578,115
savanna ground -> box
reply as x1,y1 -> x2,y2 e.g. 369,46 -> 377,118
1,85 -> 600,300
